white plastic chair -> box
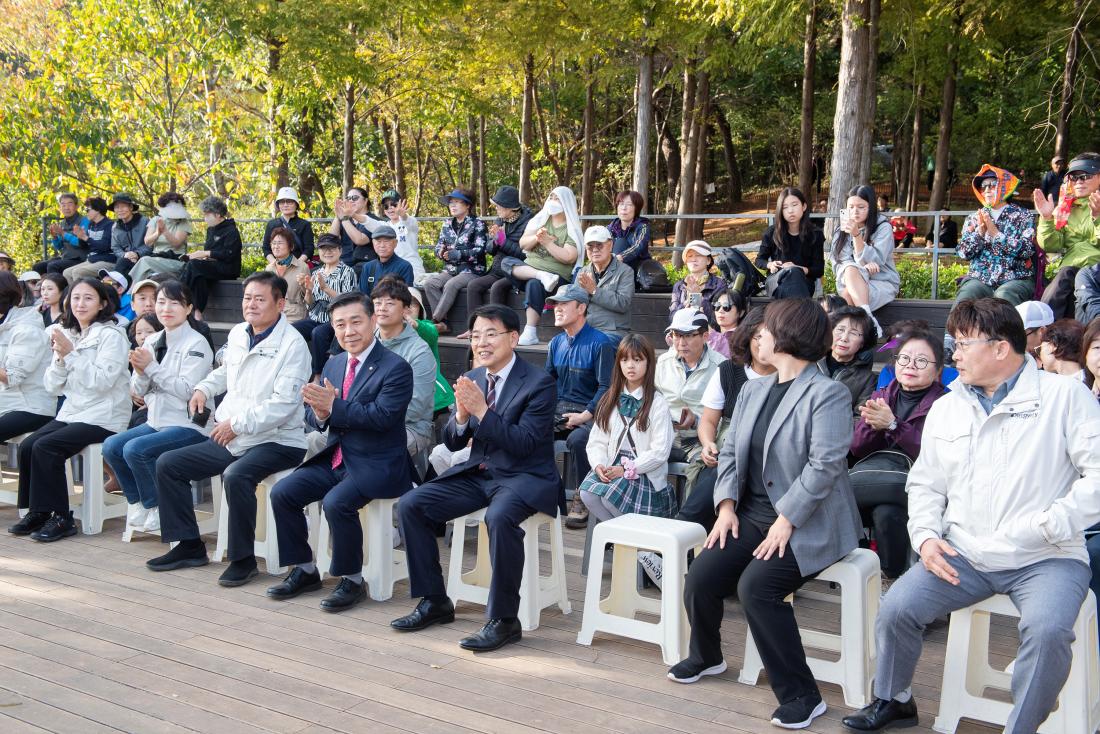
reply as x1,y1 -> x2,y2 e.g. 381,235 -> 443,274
213,469 -> 306,574
313,496 -> 408,601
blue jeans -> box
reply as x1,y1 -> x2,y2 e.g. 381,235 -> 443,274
102,424 -> 207,508
1087,525 -> 1100,651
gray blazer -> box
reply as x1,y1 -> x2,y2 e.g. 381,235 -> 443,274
714,363 -> 862,576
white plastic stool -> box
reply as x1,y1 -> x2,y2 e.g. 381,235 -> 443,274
122,475 -> 223,543
72,444 -> 126,535
576,514 -> 706,665
213,469 -> 300,574
446,507 -> 571,631
0,433 -> 29,507
313,496 -> 408,600
738,547 -> 880,708
932,590 -> 1100,734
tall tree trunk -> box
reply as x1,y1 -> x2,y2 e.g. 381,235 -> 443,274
581,65 -> 596,216
632,49 -> 654,198
466,114 -> 480,208
341,83 -> 355,193
905,81 -> 924,212
715,106 -> 742,208
675,65 -> 703,257
798,0 -> 818,193
857,0 -> 881,183
896,122 -> 911,206
1054,0 -> 1084,161
379,117 -> 396,182
691,83 -> 711,241
267,36 -> 290,190
518,54 -> 535,203
828,0 -> 871,216
930,4 -> 962,211
393,117 -> 406,196
478,115 -> 489,212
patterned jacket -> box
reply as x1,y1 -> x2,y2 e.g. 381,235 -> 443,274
957,204 -> 1037,287
435,216 -> 488,276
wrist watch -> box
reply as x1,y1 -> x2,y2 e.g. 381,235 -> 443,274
887,419 -> 898,432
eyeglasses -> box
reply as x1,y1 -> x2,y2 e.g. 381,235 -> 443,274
1068,171 -> 1097,183
470,330 -> 505,344
670,331 -> 704,341
954,337 -> 1000,353
895,353 -> 935,370
714,303 -> 736,312
833,326 -> 863,340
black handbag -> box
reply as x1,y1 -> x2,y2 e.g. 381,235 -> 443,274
635,258 -> 671,293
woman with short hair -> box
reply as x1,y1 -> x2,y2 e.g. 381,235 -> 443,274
8,278 -> 130,541
265,227 -> 310,321
669,297 -> 861,730
102,281 -> 214,535
1039,318 -> 1087,379
328,186 -> 375,270
422,187 -> 488,335
820,305 -> 879,415
179,196 -> 243,318
608,190 -> 652,268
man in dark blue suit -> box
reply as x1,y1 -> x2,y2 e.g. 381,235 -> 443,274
392,304 -> 562,651
266,292 -> 413,612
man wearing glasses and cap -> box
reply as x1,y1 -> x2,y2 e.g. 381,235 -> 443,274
656,308 -> 727,463
574,225 -> 634,341
1033,152 -> 1100,318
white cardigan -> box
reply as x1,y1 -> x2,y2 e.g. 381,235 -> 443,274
586,388 -> 675,490
132,322 -> 214,433
0,306 -> 54,417
44,321 -> 131,432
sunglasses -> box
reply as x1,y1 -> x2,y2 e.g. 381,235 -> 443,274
345,195 -> 363,202
1068,171 -> 1097,183
980,181 -> 998,191
714,303 -> 736,312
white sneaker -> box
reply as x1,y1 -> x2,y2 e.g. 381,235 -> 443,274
638,551 -> 663,589
517,326 -> 539,346
535,271 -> 560,292
127,502 -> 148,528
141,507 -> 160,532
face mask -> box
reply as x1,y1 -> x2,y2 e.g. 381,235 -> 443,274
545,200 -> 563,215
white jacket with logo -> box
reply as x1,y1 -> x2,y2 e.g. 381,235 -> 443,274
195,315 -> 309,456
0,306 -> 54,417
44,321 -> 131,432
907,357 -> 1100,571
132,322 -> 214,433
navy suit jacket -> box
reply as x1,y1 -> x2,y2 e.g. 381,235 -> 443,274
440,357 -> 564,516
306,342 -> 414,498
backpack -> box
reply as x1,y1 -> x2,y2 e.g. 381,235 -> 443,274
634,258 -> 672,293
715,248 -> 763,298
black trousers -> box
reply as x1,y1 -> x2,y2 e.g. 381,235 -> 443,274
156,439 -> 305,561
19,420 -> 115,513
180,259 -> 234,312
270,462 -> 385,578
676,465 -> 718,533
683,516 -> 818,705
850,461 -> 911,579
465,271 -> 514,315
33,257 -> 83,276
1042,266 -> 1079,320
399,471 -> 538,619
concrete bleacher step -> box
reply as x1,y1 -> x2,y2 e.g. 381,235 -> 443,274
203,279 -> 954,374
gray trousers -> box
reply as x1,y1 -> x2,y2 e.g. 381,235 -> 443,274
874,551 -> 1090,734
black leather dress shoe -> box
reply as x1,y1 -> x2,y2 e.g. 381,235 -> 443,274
320,577 -> 367,612
267,567 -> 323,600
458,617 -> 522,652
8,511 -> 50,536
842,697 -> 918,731
390,597 -> 455,631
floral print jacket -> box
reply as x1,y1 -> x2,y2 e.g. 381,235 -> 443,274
435,216 -> 488,276
957,203 -> 1037,287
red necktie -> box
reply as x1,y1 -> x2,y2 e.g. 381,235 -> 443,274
331,356 -> 360,469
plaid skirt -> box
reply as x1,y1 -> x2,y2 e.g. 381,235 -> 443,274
579,461 -> 678,518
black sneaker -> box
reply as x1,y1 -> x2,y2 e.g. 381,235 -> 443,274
218,557 -> 259,587
29,511 -> 77,542
770,693 -> 826,729
666,658 -> 727,684
8,511 -> 50,536
147,539 -> 209,571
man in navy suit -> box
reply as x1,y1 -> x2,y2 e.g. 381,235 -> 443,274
266,292 -> 413,612
391,304 -> 562,651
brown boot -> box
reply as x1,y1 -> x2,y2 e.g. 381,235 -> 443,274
564,493 -> 588,529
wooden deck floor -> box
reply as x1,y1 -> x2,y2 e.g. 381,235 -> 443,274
0,505 -> 1005,734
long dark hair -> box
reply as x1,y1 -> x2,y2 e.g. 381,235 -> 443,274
846,185 -> 881,235
59,277 -> 118,332
773,187 -> 815,256
594,333 -> 657,433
